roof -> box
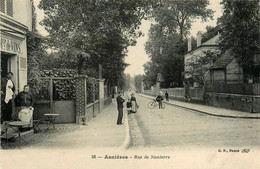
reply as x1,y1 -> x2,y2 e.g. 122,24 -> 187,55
210,50 -> 235,69
202,34 -> 220,46
185,34 -> 220,55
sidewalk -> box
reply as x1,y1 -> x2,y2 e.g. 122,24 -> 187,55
139,94 -> 260,119
26,100 -> 130,150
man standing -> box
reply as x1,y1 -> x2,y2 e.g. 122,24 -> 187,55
1,72 -> 15,122
156,91 -> 164,109
14,85 -> 34,127
116,91 -> 125,125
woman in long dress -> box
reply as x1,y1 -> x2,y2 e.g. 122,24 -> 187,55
130,93 -> 138,113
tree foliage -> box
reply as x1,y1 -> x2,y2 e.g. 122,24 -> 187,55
27,1 -> 47,97
134,74 -> 143,93
218,0 -> 260,77
145,23 -> 185,87
39,0 -> 150,85
143,0 -> 213,88
201,25 -> 221,44
186,50 -> 221,86
123,74 -> 131,91
27,32 -> 46,96
152,0 -> 213,39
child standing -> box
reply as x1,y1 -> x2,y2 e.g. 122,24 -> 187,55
126,99 -> 132,114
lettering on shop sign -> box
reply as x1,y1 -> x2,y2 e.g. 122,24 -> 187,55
0,37 -> 21,54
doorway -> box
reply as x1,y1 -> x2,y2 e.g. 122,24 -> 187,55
1,53 -> 10,78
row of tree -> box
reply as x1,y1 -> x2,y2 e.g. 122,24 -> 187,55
28,0 -> 259,92
143,0 -> 213,88
36,0 -> 155,88
142,0 -> 260,89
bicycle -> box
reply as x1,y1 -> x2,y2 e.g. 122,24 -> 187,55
147,99 -> 165,109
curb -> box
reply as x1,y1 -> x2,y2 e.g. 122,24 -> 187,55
120,109 -> 130,150
139,94 -> 260,120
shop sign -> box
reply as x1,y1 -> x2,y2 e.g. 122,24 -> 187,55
0,37 -> 21,54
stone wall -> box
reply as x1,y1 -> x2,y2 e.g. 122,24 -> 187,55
143,83 -> 260,113
205,92 -> 260,113
143,90 -> 155,97
144,87 -> 204,103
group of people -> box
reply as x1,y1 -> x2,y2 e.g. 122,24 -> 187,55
116,90 -> 170,124
1,72 -> 34,127
126,93 -> 138,114
116,91 -> 138,125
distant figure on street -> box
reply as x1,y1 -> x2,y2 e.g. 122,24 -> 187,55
130,93 -> 138,113
14,85 -> 34,128
116,91 -> 125,125
165,91 -> 169,101
126,98 -> 132,114
156,91 -> 164,109
1,72 -> 15,123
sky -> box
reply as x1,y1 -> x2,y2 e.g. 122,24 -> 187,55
34,0 -> 223,77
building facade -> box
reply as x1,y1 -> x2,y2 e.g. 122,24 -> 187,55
0,0 -> 33,93
184,33 -> 221,81
207,50 -> 243,85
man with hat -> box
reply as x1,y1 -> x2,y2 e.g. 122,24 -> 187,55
116,91 -> 125,125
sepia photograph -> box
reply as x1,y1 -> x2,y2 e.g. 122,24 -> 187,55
1,0 -> 260,168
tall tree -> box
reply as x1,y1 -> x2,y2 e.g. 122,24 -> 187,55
143,0 -> 213,88
143,61 -> 159,87
39,0 -> 149,85
134,74 -> 143,93
218,0 -> 260,77
152,0 -> 213,40
123,74 -> 131,91
145,23 -> 185,87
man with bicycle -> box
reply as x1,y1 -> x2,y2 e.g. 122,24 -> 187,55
156,91 -> 164,109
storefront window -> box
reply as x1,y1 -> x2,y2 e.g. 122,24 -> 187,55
0,0 -> 13,17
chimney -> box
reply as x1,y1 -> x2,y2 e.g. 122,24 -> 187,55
188,38 -> 192,52
197,31 -> 202,47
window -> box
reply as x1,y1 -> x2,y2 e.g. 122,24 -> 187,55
0,0 -> 13,17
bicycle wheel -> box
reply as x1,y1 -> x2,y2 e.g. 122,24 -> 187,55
148,101 -> 156,109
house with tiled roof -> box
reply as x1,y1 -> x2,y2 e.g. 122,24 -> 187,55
206,50 -> 243,84
185,30 -> 244,87
184,32 -> 221,86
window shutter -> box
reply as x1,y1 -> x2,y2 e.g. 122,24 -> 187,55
0,0 -> 5,13
20,57 -> 27,70
6,0 -> 13,17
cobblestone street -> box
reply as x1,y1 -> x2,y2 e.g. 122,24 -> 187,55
128,95 -> 260,149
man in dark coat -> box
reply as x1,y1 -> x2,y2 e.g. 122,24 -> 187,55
14,85 -> 34,129
156,92 -> 164,109
1,72 -> 15,122
116,91 -> 125,125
